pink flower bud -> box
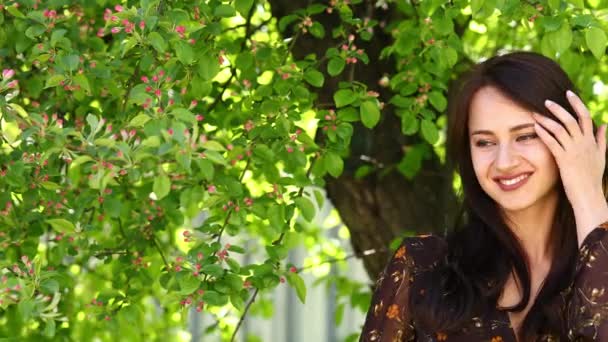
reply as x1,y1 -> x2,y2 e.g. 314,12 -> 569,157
2,69 -> 15,80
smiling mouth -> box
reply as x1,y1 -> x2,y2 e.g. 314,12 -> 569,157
498,173 -> 530,186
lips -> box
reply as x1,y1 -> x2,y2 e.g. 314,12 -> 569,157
494,172 -> 533,191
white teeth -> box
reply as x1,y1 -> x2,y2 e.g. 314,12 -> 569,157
499,174 -> 529,186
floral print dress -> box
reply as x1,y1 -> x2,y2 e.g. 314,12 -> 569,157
360,222 -> 608,341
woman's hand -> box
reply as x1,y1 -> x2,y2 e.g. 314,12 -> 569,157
533,90 -> 608,242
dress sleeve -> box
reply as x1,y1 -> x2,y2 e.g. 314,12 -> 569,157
359,239 -> 416,342
567,221 -> 608,340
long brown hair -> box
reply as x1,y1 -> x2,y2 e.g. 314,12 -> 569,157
410,51 -> 607,341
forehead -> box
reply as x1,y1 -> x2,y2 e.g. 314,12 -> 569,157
468,86 -> 533,132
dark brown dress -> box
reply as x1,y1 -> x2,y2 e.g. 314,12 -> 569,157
360,222 -> 608,341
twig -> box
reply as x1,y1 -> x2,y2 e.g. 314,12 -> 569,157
230,288 -> 259,342
152,237 -> 170,271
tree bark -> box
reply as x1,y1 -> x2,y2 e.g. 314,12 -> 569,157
268,0 -> 460,279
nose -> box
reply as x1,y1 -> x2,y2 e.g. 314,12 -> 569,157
495,143 -> 519,172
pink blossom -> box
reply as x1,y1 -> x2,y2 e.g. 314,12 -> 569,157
2,69 -> 15,79
111,27 -> 122,34
141,76 -> 149,83
97,28 -> 105,37
7,80 -> 18,88
195,114 -> 204,121
139,21 -> 145,30
207,185 -> 216,193
244,120 -> 254,131
114,5 -> 123,12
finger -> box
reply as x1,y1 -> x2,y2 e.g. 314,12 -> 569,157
533,112 -> 572,149
566,90 -> 594,136
534,122 -> 564,160
598,124 -> 607,157
544,99 -> 582,139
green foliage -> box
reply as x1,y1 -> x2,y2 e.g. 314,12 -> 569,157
0,0 -> 607,341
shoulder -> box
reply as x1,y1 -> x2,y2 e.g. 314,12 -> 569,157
395,234 -> 448,271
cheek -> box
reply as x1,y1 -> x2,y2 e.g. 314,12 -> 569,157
470,151 -> 493,181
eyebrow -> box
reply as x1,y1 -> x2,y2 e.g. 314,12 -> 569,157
470,123 -> 536,136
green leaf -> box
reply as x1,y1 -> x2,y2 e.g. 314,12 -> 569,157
360,101 -> 381,128
201,264 -> 224,278
333,89 -> 355,108
46,219 -> 75,233
278,15 -> 298,31
401,112 -> 419,135
324,152 -> 344,178
43,320 -> 56,338
214,4 -> 236,17
327,57 -> 346,76
420,119 -> 439,144
441,47 -> 458,68
286,273 -> 307,304
428,91 -> 447,111
61,55 -> 80,72
73,74 -> 91,94
25,25 -> 46,40
568,0 -> 584,8
148,32 -> 167,53
548,0 -> 561,11
471,0 -> 484,14
6,5 -> 25,18
235,0 -> 254,16
304,69 -> 324,88
51,29 -> 67,47
175,41 -> 194,65
295,197 -> 316,222
309,22 -> 325,39
202,141 -> 226,151
129,114 -> 151,127
267,205 -> 285,233
198,54 -> 220,80
153,174 -> 171,200
45,75 -> 66,88
547,21 -> 572,54
178,276 -> 200,295
585,27 -> 607,60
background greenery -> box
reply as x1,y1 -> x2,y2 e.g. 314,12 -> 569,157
0,0 -> 607,341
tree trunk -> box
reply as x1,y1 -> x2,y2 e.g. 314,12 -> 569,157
268,0 -> 460,279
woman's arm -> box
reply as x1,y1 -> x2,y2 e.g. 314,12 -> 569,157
567,221 -> 608,340
360,240 -> 415,342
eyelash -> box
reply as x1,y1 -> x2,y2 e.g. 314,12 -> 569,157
474,133 -> 538,147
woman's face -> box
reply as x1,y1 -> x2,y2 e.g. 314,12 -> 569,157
468,86 -> 560,215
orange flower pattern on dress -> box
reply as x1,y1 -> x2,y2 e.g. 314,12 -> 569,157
386,304 -> 400,320
395,246 -> 407,259
359,222 -> 608,341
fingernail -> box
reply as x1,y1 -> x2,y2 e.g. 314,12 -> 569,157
545,99 -> 553,106
566,90 -> 575,97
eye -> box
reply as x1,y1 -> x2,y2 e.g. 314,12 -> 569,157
517,133 -> 538,141
475,140 -> 493,147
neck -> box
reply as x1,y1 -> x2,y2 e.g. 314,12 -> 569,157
501,192 -> 559,265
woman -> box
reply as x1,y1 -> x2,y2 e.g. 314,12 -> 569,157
360,52 -> 608,341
